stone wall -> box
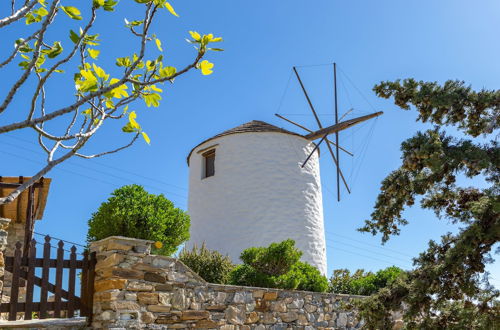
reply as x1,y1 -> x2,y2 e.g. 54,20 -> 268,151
0,218 -> 28,307
90,236 -> 364,329
0,218 -> 10,300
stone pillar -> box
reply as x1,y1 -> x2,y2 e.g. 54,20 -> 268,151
89,236 -> 155,329
0,218 -> 11,319
0,218 -> 10,297
0,217 -> 27,311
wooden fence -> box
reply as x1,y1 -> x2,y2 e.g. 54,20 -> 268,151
1,236 -> 96,321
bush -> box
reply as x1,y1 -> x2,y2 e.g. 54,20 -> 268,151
87,184 -> 190,255
240,239 -> 302,276
329,266 -> 403,296
279,262 -> 329,292
229,239 -> 328,292
179,243 -> 235,284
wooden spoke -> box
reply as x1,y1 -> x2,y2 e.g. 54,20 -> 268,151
275,114 -> 353,156
325,140 -> 351,194
301,134 -> 328,168
304,111 -> 383,141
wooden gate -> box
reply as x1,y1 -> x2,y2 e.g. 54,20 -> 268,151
1,235 -> 96,321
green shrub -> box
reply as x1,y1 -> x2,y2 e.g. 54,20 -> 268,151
179,243 -> 235,284
87,184 -> 190,255
240,239 -> 302,276
279,262 -> 329,292
229,239 -> 328,292
329,266 -> 403,296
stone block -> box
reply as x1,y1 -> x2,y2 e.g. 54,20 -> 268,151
127,281 -> 154,291
101,300 -> 140,311
147,305 -> 172,313
155,283 -> 174,291
280,311 -> 298,322
271,300 -> 287,313
137,292 -> 159,305
94,289 -> 121,302
194,319 -> 219,328
141,311 -> 156,323
263,292 -> 278,301
206,305 -> 226,311
225,305 -> 246,325
245,311 -> 259,324
180,310 -> 210,320
95,253 -> 124,271
252,290 -> 265,299
94,279 -> 127,292
144,272 -> 167,283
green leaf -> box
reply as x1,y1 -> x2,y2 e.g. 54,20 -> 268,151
60,6 -> 82,20
108,78 -> 128,98
142,132 -> 151,144
143,93 -> 162,107
115,56 -> 131,67
92,63 -> 108,80
155,38 -> 163,52
124,19 -> 143,27
42,41 -> 63,59
69,29 -> 80,43
159,66 -> 176,78
103,0 -> 118,11
164,2 -> 179,17
88,48 -> 100,59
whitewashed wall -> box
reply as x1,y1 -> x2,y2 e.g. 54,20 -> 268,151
187,132 -> 327,275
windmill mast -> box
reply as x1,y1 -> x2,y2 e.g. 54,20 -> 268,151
276,64 -> 383,203
333,63 -> 340,201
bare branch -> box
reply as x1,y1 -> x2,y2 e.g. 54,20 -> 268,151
0,0 -> 59,115
75,133 -> 140,159
0,144 -> 79,205
0,0 -> 37,28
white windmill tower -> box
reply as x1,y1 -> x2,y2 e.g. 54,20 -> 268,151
186,64 -> 382,275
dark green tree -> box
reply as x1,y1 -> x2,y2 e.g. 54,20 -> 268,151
357,79 -> 499,329
179,243 -> 235,284
329,266 -> 403,296
87,184 -> 190,255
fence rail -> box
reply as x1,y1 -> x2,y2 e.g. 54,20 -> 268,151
1,236 -> 96,321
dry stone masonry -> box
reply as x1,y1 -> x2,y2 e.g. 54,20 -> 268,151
90,236 -> 364,329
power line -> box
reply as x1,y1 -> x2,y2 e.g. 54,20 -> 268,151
1,140 -> 188,203
326,238 -> 412,264
327,244 -> 412,269
2,134 -> 188,192
326,231 -> 414,258
33,231 -> 87,248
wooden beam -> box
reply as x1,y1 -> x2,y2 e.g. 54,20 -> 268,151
274,114 -> 353,156
304,111 -> 383,141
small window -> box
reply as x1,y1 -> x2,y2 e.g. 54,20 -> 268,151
202,149 -> 215,178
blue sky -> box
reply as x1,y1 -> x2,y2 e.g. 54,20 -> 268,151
1,0 -> 499,285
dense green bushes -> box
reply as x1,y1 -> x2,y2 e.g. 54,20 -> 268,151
329,266 -> 403,296
87,184 -> 190,255
230,239 -> 328,292
179,243 -> 234,284
179,239 -> 328,292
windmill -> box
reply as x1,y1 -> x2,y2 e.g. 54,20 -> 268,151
275,63 -> 383,201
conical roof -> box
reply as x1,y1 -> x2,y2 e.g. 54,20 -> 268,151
187,120 -> 305,164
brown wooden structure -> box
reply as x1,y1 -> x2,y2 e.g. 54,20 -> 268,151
0,176 -> 51,257
1,236 -> 96,321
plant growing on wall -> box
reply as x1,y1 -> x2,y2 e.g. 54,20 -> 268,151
179,243 -> 235,284
357,79 -> 499,329
0,0 -> 222,205
87,184 -> 189,255
329,266 -> 403,296
229,239 -> 329,292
